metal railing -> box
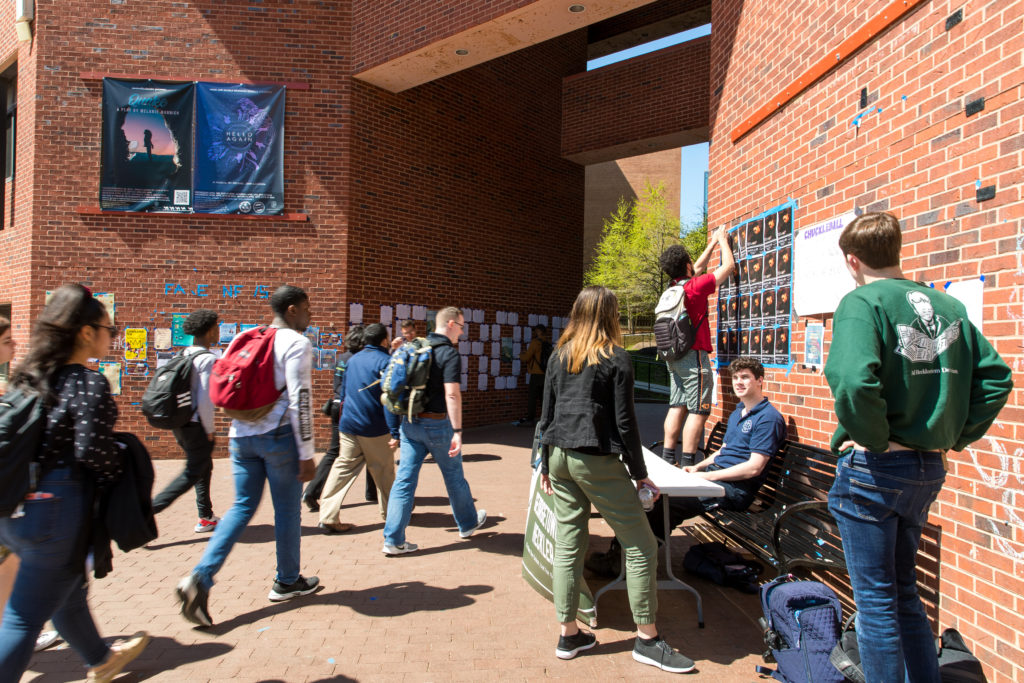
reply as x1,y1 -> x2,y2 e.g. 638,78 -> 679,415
631,354 -> 670,397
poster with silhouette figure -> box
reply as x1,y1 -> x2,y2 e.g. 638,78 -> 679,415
101,79 -> 194,212
194,82 -> 285,214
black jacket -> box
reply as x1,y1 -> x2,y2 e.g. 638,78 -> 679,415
538,346 -> 647,480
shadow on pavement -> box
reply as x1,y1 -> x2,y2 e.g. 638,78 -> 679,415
26,636 -> 232,682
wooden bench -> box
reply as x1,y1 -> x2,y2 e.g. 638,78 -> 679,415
698,421 -> 846,576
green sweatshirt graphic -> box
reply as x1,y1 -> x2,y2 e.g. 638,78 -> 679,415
824,279 -> 1013,453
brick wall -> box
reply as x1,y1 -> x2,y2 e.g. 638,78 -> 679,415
562,36 -> 711,164
708,0 -> 1024,678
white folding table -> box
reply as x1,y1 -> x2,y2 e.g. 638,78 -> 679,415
592,447 -> 724,628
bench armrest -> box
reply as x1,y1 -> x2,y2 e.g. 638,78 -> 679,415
771,499 -> 831,568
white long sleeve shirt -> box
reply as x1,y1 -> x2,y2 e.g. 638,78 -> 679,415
227,327 -> 315,460
184,346 -> 216,435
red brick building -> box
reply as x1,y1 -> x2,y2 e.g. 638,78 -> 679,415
0,0 -> 1021,678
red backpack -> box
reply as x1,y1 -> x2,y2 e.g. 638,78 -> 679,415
210,326 -> 283,421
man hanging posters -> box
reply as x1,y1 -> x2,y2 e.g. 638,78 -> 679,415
100,79 -> 194,212
194,83 -> 285,215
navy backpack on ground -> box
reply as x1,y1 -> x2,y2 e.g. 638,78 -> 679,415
756,574 -> 844,683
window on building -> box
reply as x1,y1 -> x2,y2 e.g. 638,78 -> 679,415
1,63 -> 16,229
0,303 -> 11,383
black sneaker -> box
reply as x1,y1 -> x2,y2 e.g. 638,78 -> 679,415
175,573 -> 213,627
632,637 -> 696,673
268,575 -> 320,602
556,631 -> 597,660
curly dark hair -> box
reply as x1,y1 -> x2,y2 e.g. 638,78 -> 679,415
659,244 -> 693,279
729,356 -> 765,380
345,324 -> 366,354
183,309 -> 219,336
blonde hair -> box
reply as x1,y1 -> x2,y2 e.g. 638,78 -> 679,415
435,306 -> 462,328
557,286 -> 622,374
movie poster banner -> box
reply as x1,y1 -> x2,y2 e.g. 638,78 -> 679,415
100,79 -> 194,212
194,83 -> 285,215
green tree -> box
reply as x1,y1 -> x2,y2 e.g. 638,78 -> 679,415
585,182 -> 707,333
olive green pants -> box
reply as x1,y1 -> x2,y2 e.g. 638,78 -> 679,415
548,447 -> 658,624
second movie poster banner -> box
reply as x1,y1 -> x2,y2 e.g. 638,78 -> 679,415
194,83 -> 285,215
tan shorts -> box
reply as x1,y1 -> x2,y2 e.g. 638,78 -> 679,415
666,349 -> 712,414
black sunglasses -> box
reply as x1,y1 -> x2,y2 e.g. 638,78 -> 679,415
89,323 -> 117,335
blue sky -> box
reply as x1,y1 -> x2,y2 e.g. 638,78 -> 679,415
587,25 -> 711,226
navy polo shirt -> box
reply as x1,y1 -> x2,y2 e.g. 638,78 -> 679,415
715,398 -> 786,469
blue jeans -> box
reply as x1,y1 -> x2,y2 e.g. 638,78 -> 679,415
828,450 -> 945,683
0,468 -> 109,678
383,417 -> 478,546
193,425 -> 302,589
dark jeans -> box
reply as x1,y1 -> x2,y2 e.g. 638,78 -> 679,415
0,468 -> 110,678
524,373 -> 544,421
152,421 -> 214,519
304,407 -> 376,504
646,474 -> 757,541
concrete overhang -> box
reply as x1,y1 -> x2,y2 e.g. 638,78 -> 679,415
353,0 -> 657,93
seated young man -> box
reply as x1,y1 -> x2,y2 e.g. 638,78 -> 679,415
587,357 -> 786,575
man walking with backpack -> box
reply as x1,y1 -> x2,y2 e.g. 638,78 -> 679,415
518,324 -> 551,426
150,309 -> 220,533
824,213 -> 1012,682
381,307 -> 486,555
175,286 -> 319,626
658,228 -> 734,467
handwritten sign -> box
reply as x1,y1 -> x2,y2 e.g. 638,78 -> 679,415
793,212 -> 857,316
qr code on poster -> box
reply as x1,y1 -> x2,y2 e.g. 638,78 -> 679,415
173,190 -> 190,205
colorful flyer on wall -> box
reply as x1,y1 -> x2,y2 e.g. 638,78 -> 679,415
218,322 -> 238,345
193,82 -> 285,214
124,328 -> 148,361
98,362 -> 122,395
100,79 -> 194,213
805,322 -> 824,367
153,328 -> 172,350
171,314 -> 193,346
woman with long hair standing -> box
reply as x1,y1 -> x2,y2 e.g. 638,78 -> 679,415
538,285 -> 695,673
0,285 -> 148,682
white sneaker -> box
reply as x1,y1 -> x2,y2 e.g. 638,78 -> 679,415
194,516 -> 220,533
382,542 -> 419,555
460,510 -> 487,538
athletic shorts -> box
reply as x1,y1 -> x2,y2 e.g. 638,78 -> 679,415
666,349 -> 712,414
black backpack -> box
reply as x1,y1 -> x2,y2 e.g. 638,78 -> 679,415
0,387 -> 47,517
538,340 -> 554,373
683,541 -> 763,593
141,349 -> 210,429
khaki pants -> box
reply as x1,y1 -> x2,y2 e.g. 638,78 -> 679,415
319,432 -> 395,525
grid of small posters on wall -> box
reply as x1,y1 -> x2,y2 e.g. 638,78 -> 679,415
717,201 -> 795,367
100,78 -> 285,215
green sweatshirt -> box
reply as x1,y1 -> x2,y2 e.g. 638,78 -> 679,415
824,278 -> 1013,453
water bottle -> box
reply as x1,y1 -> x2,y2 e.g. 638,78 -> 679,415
638,485 -> 655,511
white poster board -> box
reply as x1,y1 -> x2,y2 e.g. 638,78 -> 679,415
944,278 -> 984,332
793,212 -> 857,316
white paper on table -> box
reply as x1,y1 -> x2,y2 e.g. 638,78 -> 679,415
491,323 -> 501,339
496,311 -> 507,324
512,342 -> 522,357
479,324 -> 489,341
490,359 -> 500,376
508,375 -> 518,389
349,303 -> 363,324
477,374 -> 488,391
380,305 -> 393,323
945,278 -> 985,332
478,356 -> 487,372
491,341 -> 500,358
461,374 -> 468,391
512,360 -> 521,375
509,312 -> 518,325
459,340 -> 470,355
396,304 -> 411,319
528,314 -> 538,326
412,305 -> 427,321
461,356 -> 469,373
473,309 -> 485,323
513,326 -> 522,341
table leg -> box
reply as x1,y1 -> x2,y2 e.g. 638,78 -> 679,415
591,547 -> 626,627
660,494 -> 705,628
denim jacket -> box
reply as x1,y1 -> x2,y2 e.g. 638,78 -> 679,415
537,345 -> 647,480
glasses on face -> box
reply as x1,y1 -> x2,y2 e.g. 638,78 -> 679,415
89,323 -> 117,336
453,321 -> 465,329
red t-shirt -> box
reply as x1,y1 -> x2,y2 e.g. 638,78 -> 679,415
672,273 -> 716,352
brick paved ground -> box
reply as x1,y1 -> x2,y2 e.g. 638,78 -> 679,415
20,404 -> 767,682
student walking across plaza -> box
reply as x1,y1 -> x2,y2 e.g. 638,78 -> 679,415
175,285 -> 320,627
537,285 -> 695,673
382,307 -> 487,554
824,212 -> 1012,682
